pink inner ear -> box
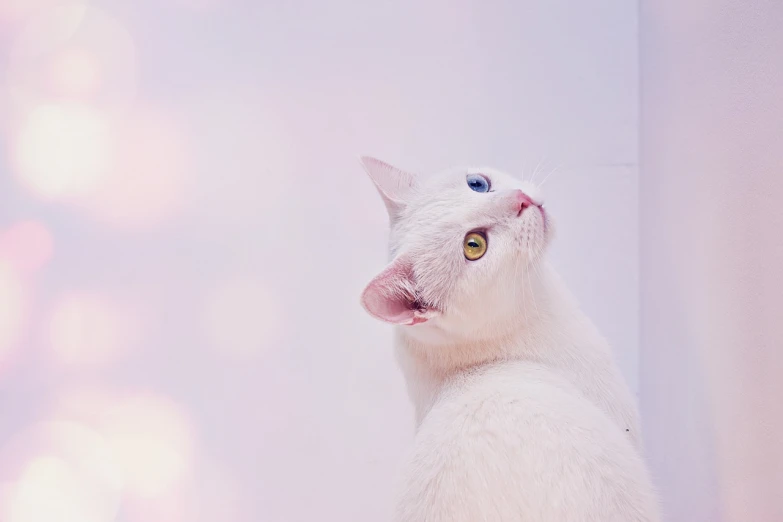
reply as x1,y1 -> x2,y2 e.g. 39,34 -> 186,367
363,287 -> 416,324
361,258 -> 430,326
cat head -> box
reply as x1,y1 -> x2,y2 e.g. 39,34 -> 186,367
360,157 -> 553,344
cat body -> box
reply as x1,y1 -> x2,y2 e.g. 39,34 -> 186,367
395,361 -> 655,522
359,158 -> 659,522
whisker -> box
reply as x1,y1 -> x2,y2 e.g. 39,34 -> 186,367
537,163 -> 563,189
530,156 -> 546,185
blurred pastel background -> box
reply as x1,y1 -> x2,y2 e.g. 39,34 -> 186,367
0,1 -> 781,521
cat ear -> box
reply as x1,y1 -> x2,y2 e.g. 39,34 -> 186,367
358,156 -> 417,221
361,256 -> 438,326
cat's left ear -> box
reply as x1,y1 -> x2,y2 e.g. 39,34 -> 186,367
361,256 -> 438,326
358,156 -> 418,221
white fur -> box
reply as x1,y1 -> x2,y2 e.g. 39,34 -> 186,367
359,158 -> 660,521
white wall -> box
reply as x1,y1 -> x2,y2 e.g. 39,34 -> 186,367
640,1 -> 783,520
0,1 -> 640,521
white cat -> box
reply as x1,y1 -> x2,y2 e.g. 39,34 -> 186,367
359,157 -> 660,522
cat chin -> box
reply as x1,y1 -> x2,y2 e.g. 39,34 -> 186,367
399,308 -> 522,349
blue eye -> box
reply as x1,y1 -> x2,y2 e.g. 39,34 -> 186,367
467,174 -> 490,193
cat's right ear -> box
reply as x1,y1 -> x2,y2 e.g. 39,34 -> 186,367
361,256 -> 438,326
358,156 -> 417,221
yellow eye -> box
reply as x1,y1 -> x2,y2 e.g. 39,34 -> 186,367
463,232 -> 487,260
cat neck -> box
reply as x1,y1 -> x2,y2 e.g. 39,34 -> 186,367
395,262 -> 613,428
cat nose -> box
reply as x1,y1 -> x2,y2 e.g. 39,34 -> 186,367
514,190 -> 540,215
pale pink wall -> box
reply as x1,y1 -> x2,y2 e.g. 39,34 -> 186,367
640,1 -> 783,520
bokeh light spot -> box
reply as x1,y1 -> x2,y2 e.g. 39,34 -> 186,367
0,220 -> 54,274
48,292 -> 129,367
0,259 -> 27,364
0,0 -> 63,26
12,103 -> 111,200
49,47 -> 102,98
49,390 -> 196,500
78,109 -> 188,229
0,421 -> 123,522
6,457 -> 105,522
102,395 -> 195,499
7,4 -> 136,114
204,277 -> 285,359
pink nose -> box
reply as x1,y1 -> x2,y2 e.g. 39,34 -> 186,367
514,190 -> 538,215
